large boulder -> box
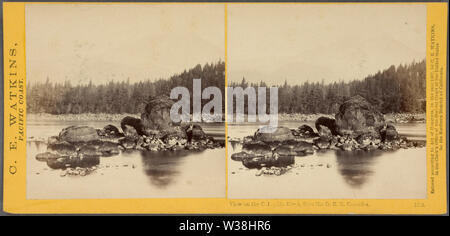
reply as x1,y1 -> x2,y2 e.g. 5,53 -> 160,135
141,96 -> 176,133
59,126 -> 100,143
317,125 -> 333,138
184,124 -> 206,142
254,126 -> 295,143
334,95 -> 385,138
315,117 -> 338,136
120,116 -> 144,136
380,124 -> 398,141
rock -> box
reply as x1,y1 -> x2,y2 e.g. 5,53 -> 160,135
292,141 -> 315,155
59,126 -> 100,143
243,136 -> 254,144
184,124 -> 206,142
380,124 -> 398,141
104,125 -> 121,136
141,96 -> 176,133
119,137 -> 137,149
47,157 -> 71,169
164,136 -> 178,147
315,117 -> 338,135
255,169 -> 264,176
273,145 -> 297,156
35,152 -> 61,162
313,137 -> 330,149
281,140 -> 315,155
290,129 -> 300,136
317,125 -> 332,138
340,142 -> 353,151
77,155 -> 100,168
47,154 -> 100,170
231,151 -> 256,161
256,166 -> 289,176
254,126 -> 295,143
335,95 -> 385,138
98,125 -> 124,140
412,140 -> 426,148
96,129 -> 106,137
97,141 -> 120,155
274,168 -> 282,176
120,116 -> 144,136
242,142 -> 273,157
242,155 -> 294,169
298,124 -> 314,134
295,124 -> 318,138
122,124 -> 139,137
47,136 -> 59,145
78,146 -> 102,157
356,133 -> 374,145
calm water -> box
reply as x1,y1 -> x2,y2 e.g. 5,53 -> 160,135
27,120 -> 225,199
227,121 -> 427,199
27,119 -> 427,199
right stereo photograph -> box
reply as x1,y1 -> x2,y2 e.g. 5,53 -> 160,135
226,4 -> 427,199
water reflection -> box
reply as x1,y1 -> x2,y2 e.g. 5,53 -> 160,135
242,155 -> 295,169
229,141 -> 241,151
335,149 -> 383,189
140,149 -> 204,188
27,140 -> 45,150
46,155 -> 100,169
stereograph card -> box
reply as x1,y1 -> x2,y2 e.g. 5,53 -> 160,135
1,0 -> 448,215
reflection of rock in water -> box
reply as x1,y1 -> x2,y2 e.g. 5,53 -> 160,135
140,149 -> 203,188
229,141 -> 241,151
28,141 -> 46,151
46,155 -> 100,169
242,155 -> 295,169
335,149 -> 382,189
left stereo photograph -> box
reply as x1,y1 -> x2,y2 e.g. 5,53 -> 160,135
25,4 -> 227,199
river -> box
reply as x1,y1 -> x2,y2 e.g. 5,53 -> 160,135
26,120 -> 226,199
26,119 -> 426,199
227,121 -> 427,199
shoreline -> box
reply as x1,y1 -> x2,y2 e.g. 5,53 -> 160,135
27,113 -> 140,122
27,112 -> 426,123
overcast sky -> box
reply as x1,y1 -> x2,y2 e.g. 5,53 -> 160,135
228,4 -> 426,85
26,4 -> 425,86
26,4 -> 225,85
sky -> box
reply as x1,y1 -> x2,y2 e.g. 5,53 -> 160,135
227,4 -> 426,85
25,4 -> 225,85
26,4 -> 426,86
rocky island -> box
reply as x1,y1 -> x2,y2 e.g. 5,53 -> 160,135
34,96 -> 225,177
230,95 -> 426,177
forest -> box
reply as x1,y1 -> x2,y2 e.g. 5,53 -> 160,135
27,61 -> 226,114
230,59 -> 426,114
27,59 -> 425,115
